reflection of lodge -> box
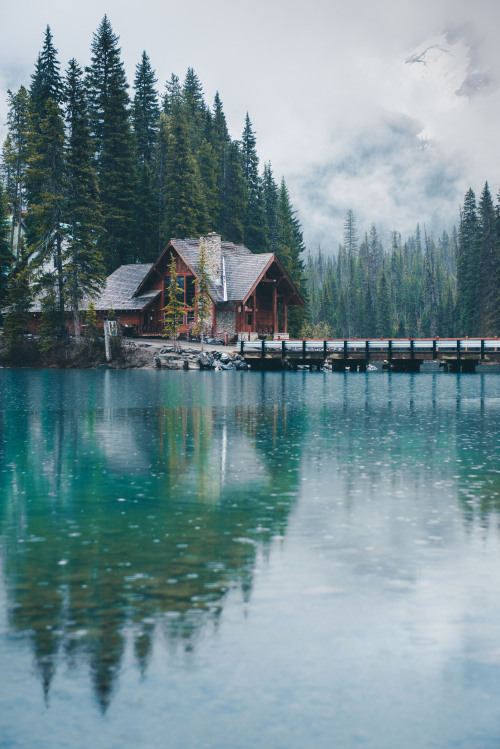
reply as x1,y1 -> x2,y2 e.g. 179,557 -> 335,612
1,393 -> 300,712
29,234 -> 304,339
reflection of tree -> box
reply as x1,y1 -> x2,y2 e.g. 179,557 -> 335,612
0,373 -> 303,711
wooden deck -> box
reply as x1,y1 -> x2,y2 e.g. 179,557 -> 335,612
240,338 -> 500,372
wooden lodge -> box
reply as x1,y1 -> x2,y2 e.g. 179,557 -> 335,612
86,234 -> 303,339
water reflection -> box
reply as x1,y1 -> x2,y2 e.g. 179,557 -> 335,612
1,370 -> 500,725
0,371 -> 302,710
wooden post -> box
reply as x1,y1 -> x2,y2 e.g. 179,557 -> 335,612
481,339 -> 485,361
272,284 -> 277,334
283,301 -> 287,333
103,319 -> 112,363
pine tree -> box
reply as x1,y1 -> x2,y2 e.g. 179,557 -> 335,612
26,96 -> 66,332
344,209 -> 358,258
456,188 -> 480,335
377,271 -> 392,337
84,300 -> 100,348
276,178 -> 306,336
0,180 -> 13,310
161,99 -> 208,239
182,67 -> 206,153
3,87 -> 30,257
3,242 -> 32,358
133,51 -> 160,260
39,287 -> 61,356
64,59 -> 105,344
192,240 -> 213,348
85,15 -> 138,269
478,182 -> 499,335
30,26 -> 62,128
262,162 -> 280,254
163,254 -> 186,341
241,114 -> 267,251
218,141 -> 246,243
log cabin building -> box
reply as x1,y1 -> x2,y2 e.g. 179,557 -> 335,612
87,234 -> 304,339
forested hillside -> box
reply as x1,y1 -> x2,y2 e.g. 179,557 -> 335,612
306,185 -> 500,339
0,17 -> 306,334
1,17 -> 499,343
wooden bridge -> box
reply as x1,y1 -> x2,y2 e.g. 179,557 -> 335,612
240,338 -> 500,372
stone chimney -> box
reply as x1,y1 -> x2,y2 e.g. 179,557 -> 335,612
201,233 -> 222,281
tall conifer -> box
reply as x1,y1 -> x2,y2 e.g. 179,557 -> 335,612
241,114 -> 267,251
133,51 -> 160,260
86,16 -> 138,269
64,59 -> 105,343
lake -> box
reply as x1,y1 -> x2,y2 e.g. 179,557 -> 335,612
1,369 -> 500,748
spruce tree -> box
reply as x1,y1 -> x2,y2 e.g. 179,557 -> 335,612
276,178 -> 306,335
3,87 -> 30,257
30,26 -> 62,128
163,254 -> 186,341
262,162 -> 279,254
456,188 -> 480,335
377,271 -> 392,337
192,240 -> 212,348
0,180 -> 13,310
133,51 -> 160,260
86,15 -> 138,269
241,114 -> 267,251
344,209 -> 358,258
478,182 -> 499,335
39,287 -> 61,356
3,242 -> 32,358
64,59 -> 105,344
161,99 -> 208,239
218,141 -> 246,243
26,96 -> 66,332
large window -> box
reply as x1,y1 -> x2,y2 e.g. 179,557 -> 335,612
164,274 -> 196,325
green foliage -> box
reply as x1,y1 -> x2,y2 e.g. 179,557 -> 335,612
301,320 -> 333,339
305,213 -> 464,339
3,87 -> 30,259
192,240 -> 213,344
160,100 -> 208,240
85,15 -> 138,269
84,300 -> 99,344
162,254 -> 186,340
39,287 -> 61,355
3,242 -> 33,357
133,51 -> 160,261
63,59 -> 105,332
0,181 -> 13,309
241,114 -> 267,251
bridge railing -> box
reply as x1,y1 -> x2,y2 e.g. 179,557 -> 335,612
240,338 -> 500,356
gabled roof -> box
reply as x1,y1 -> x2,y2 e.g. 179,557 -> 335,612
136,238 -> 303,305
92,264 -> 159,311
224,253 -> 273,301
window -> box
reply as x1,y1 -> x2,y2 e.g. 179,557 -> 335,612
164,274 -> 196,325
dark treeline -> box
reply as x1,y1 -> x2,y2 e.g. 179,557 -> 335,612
0,16 -> 306,339
306,185 -> 500,339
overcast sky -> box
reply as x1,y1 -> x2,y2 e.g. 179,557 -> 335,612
1,0 -> 499,253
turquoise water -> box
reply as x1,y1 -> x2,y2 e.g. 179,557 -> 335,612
1,370 -> 500,748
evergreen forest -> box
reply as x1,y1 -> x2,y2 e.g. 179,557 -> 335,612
1,16 -> 499,344
306,186 -> 500,339
0,17 -> 306,338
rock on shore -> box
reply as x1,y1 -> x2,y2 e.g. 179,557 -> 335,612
154,347 -> 248,371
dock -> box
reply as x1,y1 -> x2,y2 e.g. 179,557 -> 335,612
240,338 -> 500,372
